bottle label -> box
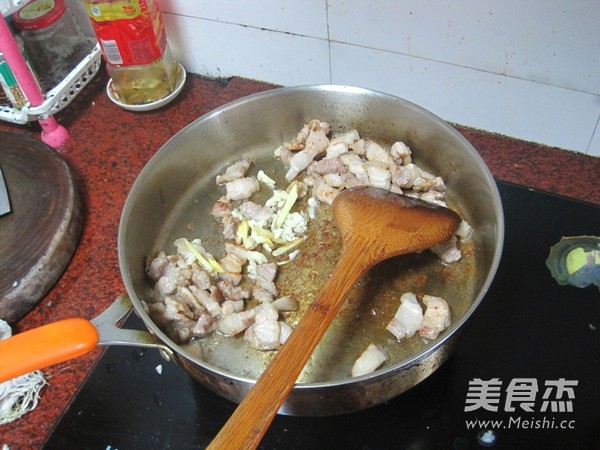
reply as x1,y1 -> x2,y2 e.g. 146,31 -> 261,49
85,0 -> 166,66
0,59 -> 27,108
0,40 -> 43,108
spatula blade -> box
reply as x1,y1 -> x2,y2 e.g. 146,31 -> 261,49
0,166 -> 11,216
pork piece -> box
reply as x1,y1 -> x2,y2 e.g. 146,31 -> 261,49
157,296 -> 197,343
219,244 -> 248,284
323,173 -> 344,188
225,176 -> 260,201
218,310 -> 256,336
389,184 -> 403,195
154,258 -> 192,296
419,190 -> 446,206
155,265 -> 180,295
318,120 -> 332,134
351,344 -> 389,377
221,299 -> 244,315
253,286 -> 276,304
349,138 -> 365,155
285,121 -> 330,180
216,159 -> 252,185
177,285 -> 204,315
256,261 -> 277,283
193,313 -> 217,337
365,140 -> 395,168
312,178 -> 340,205
308,157 -> 346,175
324,128 -> 359,158
455,220 -> 474,241
274,145 -> 293,164
364,160 -> 392,190
412,169 -> 445,192
244,303 -> 281,350
192,267 -> 212,290
147,251 -> 169,281
211,197 -> 232,218
340,153 -> 369,183
190,285 -> 222,317
252,262 -> 279,302
220,243 -> 248,272
278,321 -> 293,345
330,128 -> 360,146
272,295 -> 299,311
324,141 -> 349,159
386,292 -> 424,341
419,295 -> 451,340
390,141 -> 412,165
211,197 -> 238,241
283,122 -> 311,150
217,279 -> 250,302
239,201 -> 273,226
431,235 -> 462,263
342,173 -> 367,189
145,301 -> 165,323
392,164 -> 419,188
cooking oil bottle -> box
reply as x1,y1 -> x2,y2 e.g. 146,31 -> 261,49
83,0 -> 181,105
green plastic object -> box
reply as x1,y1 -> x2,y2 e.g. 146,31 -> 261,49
546,236 -> 600,290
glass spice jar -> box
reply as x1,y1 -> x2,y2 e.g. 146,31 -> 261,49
11,0 -> 95,90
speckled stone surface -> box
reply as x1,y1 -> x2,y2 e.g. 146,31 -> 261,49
0,70 -> 598,449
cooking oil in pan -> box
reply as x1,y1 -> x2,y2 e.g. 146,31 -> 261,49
156,142 -> 479,384
182,200 -> 477,383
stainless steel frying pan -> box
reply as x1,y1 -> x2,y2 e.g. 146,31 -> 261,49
1,85 -> 503,416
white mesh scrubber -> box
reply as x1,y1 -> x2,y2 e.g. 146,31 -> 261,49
0,320 -> 47,425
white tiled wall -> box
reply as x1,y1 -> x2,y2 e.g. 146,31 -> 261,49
159,0 -> 600,157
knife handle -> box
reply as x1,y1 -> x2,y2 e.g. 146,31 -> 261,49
0,319 -> 98,383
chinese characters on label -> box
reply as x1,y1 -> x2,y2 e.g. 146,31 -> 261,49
465,378 -> 577,413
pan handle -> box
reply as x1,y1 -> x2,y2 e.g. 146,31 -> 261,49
0,317 -> 98,383
91,294 -> 168,349
0,294 -> 172,384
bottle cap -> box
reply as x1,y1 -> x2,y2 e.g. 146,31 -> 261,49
12,0 -> 66,31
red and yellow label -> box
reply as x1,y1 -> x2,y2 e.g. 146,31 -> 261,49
84,0 -> 166,66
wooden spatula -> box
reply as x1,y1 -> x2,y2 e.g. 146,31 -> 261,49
207,186 -> 462,449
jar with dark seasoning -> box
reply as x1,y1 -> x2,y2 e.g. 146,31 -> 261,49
11,0 -> 95,90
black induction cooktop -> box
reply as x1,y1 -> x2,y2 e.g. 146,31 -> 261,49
43,181 -> 600,450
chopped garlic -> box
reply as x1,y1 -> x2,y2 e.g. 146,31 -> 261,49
307,197 -> 319,219
247,250 -> 269,265
246,250 -> 270,277
257,170 -> 276,188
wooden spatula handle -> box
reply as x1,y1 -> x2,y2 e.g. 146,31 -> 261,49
208,187 -> 461,449
207,246 -> 366,450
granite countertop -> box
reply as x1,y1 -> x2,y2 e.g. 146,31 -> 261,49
0,70 -> 598,449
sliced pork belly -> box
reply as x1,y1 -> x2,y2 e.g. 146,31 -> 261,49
216,159 -> 252,185
419,295 -> 451,340
351,344 -> 389,377
386,292 -> 423,341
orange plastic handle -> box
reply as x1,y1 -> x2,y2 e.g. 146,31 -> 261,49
0,318 -> 99,383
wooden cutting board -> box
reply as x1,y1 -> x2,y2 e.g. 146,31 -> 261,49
0,132 -> 83,324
